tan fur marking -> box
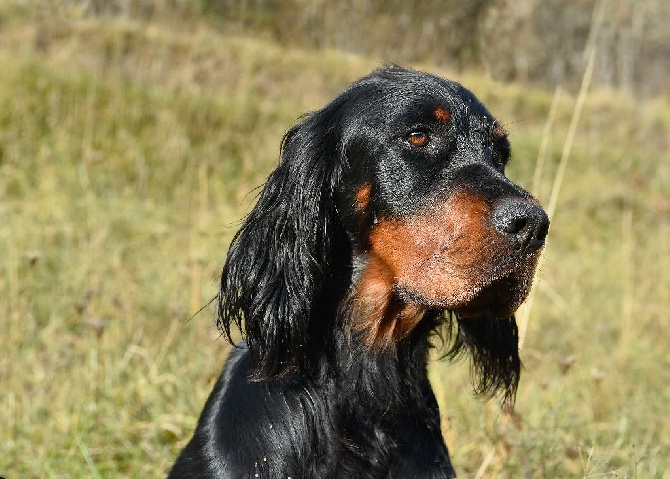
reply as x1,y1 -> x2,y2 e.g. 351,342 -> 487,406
350,190 -> 542,348
351,254 -> 427,349
369,191 -> 496,308
355,183 -> 372,211
433,107 -> 451,124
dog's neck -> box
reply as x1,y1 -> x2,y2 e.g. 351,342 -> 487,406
296,238 -> 442,414
311,307 -> 440,416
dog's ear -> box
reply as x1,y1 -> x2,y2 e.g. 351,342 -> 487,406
447,315 -> 521,406
217,107 -> 346,379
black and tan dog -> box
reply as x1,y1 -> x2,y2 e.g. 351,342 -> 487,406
169,66 -> 549,479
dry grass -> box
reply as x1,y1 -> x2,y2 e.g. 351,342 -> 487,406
1,6 -> 668,478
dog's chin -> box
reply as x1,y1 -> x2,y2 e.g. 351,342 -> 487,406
398,269 -> 532,321
452,272 -> 525,320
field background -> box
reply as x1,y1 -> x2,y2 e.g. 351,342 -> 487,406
1,1 -> 669,478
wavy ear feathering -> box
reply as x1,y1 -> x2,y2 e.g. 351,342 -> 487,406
216,105 -> 347,380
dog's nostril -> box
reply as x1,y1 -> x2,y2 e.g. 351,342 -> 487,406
491,200 -> 549,252
504,217 -> 528,235
536,221 -> 550,242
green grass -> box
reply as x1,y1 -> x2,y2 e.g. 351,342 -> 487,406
1,10 -> 668,479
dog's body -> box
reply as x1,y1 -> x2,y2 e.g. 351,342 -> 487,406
169,67 -> 548,478
171,331 -> 451,478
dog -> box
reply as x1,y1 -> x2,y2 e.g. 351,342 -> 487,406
168,66 -> 549,478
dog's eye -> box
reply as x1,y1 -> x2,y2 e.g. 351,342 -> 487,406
407,130 -> 429,147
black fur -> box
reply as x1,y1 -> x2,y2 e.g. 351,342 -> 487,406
168,67 -> 548,478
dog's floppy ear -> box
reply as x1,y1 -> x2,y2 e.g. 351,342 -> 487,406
217,106 -> 346,379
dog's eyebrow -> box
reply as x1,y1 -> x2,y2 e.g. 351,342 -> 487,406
433,107 -> 451,124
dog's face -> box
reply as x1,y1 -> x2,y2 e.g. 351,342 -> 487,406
219,67 -> 547,383
335,70 -> 549,346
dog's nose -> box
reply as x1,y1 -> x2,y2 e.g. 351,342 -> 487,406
491,199 -> 549,253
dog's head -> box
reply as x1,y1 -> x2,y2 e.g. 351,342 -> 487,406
218,67 -> 548,400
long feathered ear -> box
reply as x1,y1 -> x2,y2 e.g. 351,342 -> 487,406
446,314 -> 521,407
217,109 -> 344,380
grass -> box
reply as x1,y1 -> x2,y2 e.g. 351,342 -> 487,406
1,8 -> 669,479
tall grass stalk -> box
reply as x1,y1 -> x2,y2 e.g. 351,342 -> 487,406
474,448 -> 495,479
518,0 -> 603,350
531,86 -> 563,199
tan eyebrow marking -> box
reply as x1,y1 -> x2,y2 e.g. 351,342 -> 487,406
433,107 -> 451,124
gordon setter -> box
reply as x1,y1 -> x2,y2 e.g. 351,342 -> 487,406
168,66 -> 549,478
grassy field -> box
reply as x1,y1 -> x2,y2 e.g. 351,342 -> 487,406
1,7 -> 669,479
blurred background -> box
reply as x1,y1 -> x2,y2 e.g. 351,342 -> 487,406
1,0 -> 668,477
